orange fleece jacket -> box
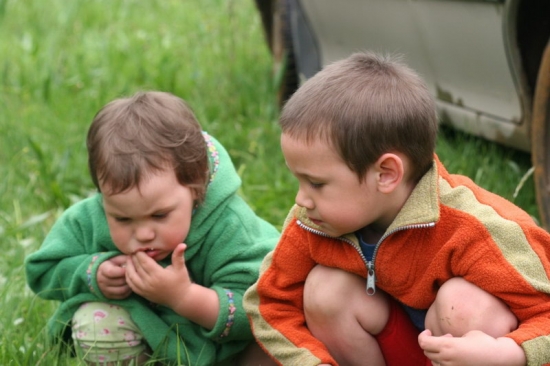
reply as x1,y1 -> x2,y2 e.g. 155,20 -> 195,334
244,157 -> 550,366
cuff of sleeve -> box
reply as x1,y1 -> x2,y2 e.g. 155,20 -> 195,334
202,287 -> 251,342
87,251 -> 121,299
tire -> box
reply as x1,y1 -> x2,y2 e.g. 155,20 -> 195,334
531,38 -> 550,230
271,0 -> 299,107
254,0 -> 274,51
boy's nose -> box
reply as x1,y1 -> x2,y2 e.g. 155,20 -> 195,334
295,189 -> 314,209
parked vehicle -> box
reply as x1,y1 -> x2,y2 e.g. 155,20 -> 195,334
255,0 -> 550,229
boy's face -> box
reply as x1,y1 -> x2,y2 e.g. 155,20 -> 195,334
101,168 -> 196,261
281,132 -> 389,238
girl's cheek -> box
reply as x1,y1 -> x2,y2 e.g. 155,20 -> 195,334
110,229 -> 130,250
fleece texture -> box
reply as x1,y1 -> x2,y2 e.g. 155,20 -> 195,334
244,155 -> 550,366
26,133 -> 279,365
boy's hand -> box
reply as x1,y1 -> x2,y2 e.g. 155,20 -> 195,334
125,243 -> 192,307
418,329 -> 526,366
96,255 -> 132,299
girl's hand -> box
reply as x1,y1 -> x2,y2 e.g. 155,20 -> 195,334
125,243 -> 192,306
96,255 -> 132,299
126,243 -> 219,329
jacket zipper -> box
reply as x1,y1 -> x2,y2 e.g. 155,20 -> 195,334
297,220 -> 435,295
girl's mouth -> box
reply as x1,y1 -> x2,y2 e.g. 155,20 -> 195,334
142,248 -> 159,258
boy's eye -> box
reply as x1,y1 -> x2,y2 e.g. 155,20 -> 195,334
152,213 -> 167,219
309,182 -> 324,189
115,217 -> 130,223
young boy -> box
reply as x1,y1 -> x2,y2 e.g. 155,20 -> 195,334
244,52 -> 550,365
25,91 -> 279,365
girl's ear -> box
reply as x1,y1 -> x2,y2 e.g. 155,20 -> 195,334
373,153 -> 406,193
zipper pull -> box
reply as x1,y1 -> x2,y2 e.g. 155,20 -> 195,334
366,262 -> 376,295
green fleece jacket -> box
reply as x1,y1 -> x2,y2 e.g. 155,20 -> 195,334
25,133 -> 279,365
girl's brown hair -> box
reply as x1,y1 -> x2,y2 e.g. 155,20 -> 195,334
87,91 -> 209,202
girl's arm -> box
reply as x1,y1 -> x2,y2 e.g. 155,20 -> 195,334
25,196 -> 120,301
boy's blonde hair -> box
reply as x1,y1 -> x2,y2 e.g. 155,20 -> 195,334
280,51 -> 438,183
87,91 -> 209,202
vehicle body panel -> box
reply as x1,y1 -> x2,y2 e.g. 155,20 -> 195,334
297,0 -> 528,150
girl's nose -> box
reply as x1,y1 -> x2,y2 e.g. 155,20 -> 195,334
135,226 -> 155,243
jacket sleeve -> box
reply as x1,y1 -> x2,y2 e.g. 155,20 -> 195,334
243,208 -> 337,365
437,170 -> 550,365
25,197 -> 119,302
192,195 -> 280,347
476,224 -> 550,366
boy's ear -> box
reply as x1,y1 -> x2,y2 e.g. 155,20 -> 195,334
374,153 -> 405,193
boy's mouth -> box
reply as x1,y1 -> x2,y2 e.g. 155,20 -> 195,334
308,217 -> 323,226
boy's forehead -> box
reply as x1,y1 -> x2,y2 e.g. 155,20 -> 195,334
281,132 -> 341,161
282,132 -> 342,166
280,130 -> 335,148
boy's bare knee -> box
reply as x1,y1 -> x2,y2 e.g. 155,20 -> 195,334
426,277 -> 517,337
304,265 -> 389,335
304,265 -> 361,318
302,265 -> 388,364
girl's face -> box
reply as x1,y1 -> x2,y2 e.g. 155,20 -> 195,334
101,168 -> 196,261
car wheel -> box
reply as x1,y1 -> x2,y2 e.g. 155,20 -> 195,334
531,38 -> 550,230
271,0 -> 299,107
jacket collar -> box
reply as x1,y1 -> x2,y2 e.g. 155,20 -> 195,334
292,159 -> 440,237
387,159 -> 440,232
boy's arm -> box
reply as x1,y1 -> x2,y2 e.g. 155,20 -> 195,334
435,166 -> 550,364
434,223 -> 550,365
470,227 -> 550,365
243,218 -> 338,365
437,247 -> 550,365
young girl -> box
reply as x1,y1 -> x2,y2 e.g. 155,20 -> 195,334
26,91 -> 279,365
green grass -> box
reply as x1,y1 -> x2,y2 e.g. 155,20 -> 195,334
437,126 -> 538,222
0,0 -> 538,364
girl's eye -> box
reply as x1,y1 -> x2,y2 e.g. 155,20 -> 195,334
115,217 -> 130,223
152,213 -> 167,219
